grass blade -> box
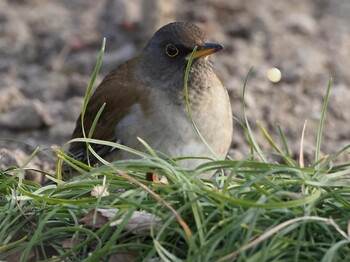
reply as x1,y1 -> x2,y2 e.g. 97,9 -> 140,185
315,78 -> 332,170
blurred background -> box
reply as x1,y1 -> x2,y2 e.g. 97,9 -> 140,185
1,0 -> 350,172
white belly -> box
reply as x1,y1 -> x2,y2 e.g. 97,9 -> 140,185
113,87 -> 232,173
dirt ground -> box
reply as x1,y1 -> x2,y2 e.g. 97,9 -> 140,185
1,0 -> 350,174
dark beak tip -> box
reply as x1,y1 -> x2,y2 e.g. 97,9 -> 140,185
217,43 -> 224,51
200,42 -> 224,52
193,42 -> 224,58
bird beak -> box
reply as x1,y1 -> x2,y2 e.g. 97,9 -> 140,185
192,42 -> 224,59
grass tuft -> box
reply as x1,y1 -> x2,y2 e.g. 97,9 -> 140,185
1,42 -> 350,261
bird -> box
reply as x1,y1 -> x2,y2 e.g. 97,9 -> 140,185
67,22 -> 233,178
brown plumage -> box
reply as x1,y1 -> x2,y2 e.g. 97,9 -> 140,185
69,60 -> 150,162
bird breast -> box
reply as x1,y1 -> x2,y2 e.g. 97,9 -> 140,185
114,73 -> 232,169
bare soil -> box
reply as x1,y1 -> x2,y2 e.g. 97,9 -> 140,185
1,0 -> 350,176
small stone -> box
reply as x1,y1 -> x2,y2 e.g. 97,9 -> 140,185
0,100 -> 52,130
49,121 -> 75,142
267,67 -> 282,83
0,148 -> 54,184
0,87 -> 25,113
67,73 -> 91,97
141,0 -> 176,37
284,13 -> 318,35
21,71 -> 69,100
0,148 -> 28,171
101,44 -> 136,73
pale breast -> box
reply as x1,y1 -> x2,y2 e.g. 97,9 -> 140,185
113,77 -> 232,172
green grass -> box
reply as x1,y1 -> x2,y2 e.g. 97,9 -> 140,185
1,41 -> 350,261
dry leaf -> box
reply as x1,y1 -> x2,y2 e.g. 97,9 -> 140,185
159,175 -> 169,184
109,209 -> 161,234
62,237 -> 84,248
91,185 -> 109,197
145,173 -> 169,184
81,208 -> 161,234
80,209 -> 109,228
108,251 -> 139,262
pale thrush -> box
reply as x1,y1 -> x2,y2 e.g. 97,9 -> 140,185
68,22 -> 233,178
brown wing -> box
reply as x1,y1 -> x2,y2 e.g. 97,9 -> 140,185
68,58 -> 149,164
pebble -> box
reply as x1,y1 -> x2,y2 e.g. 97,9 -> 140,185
284,13 -> 318,35
0,100 -> 52,130
1,0 -> 350,171
0,87 -> 25,113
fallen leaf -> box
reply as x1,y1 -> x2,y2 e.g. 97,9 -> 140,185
81,208 -> 161,234
108,251 -> 139,262
91,185 -> 109,197
62,237 -> 84,248
80,209 -> 109,228
109,209 -> 161,234
145,173 -> 168,184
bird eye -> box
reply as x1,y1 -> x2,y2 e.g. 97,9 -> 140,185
165,44 -> 179,57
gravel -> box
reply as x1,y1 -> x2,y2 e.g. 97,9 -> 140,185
1,0 -> 350,174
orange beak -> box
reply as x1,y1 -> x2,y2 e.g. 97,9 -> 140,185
193,42 -> 224,58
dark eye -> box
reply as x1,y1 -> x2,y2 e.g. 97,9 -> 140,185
165,44 -> 179,57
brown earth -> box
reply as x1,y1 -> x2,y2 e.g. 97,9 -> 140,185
1,0 -> 350,177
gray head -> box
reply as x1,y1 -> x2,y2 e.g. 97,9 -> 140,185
136,22 -> 223,92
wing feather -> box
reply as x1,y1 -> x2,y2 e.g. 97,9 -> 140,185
68,58 -> 149,164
